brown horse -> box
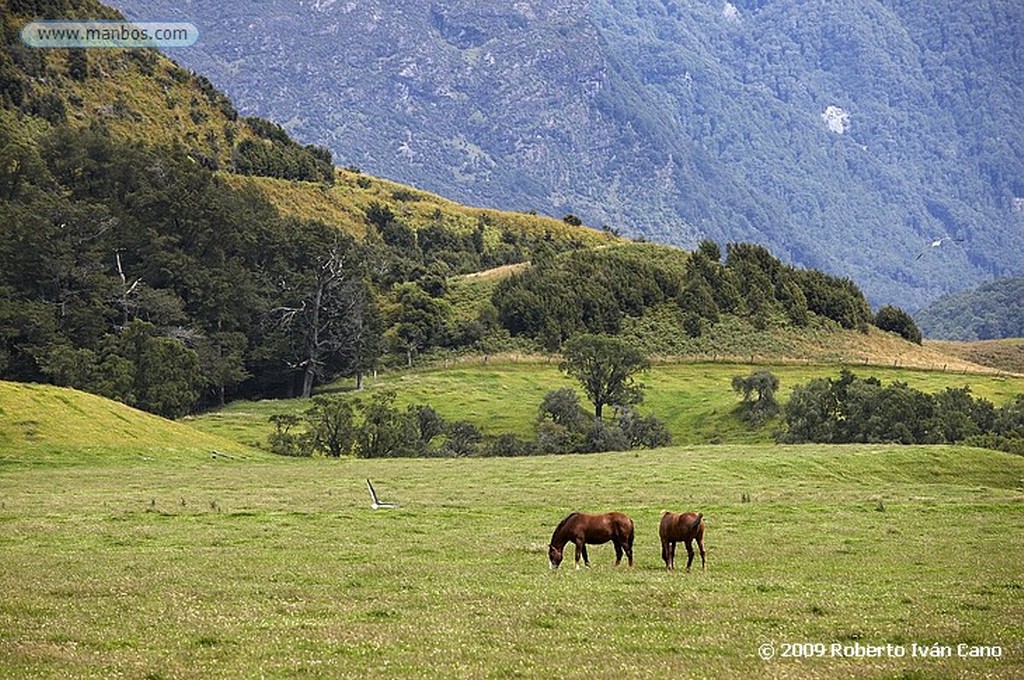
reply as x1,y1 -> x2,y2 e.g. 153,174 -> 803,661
548,512 -> 635,570
659,511 -> 706,572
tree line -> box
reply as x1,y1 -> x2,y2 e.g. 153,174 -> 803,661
492,239 -> 920,348
270,334 -> 670,457
779,369 -> 1024,454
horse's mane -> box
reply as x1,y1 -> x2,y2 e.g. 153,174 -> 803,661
551,512 -> 580,541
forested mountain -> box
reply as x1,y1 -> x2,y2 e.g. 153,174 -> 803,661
107,0 -> 1024,310
0,0 -> 970,422
915,277 -> 1024,340
0,0 -> 610,414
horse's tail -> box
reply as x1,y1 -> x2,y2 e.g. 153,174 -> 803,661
693,513 -> 704,529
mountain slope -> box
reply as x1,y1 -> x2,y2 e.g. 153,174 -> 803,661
915,277 -> 1024,340
0,0 -> 618,410
107,0 -> 1024,310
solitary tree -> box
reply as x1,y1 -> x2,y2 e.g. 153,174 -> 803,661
559,334 -> 649,419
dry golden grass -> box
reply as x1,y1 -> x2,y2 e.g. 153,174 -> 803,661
458,262 -> 531,281
223,169 -> 620,246
39,46 -> 252,168
926,339 -> 1024,376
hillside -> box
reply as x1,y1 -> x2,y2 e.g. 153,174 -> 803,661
193,357 -> 1024,453
219,170 -> 615,246
108,0 -> 1024,310
926,338 -> 1024,376
2,0 -> 1006,425
0,380 -> 252,459
915,276 -> 1024,340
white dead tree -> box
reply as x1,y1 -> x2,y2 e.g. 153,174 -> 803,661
273,241 -> 369,398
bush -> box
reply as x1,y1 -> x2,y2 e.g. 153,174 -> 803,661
304,395 -> 356,457
583,419 -> 630,452
268,414 -> 310,456
486,433 -> 537,456
874,305 -> 922,344
440,420 -> 483,457
538,388 -> 590,432
731,370 -> 780,425
617,406 -> 672,448
535,421 -> 579,454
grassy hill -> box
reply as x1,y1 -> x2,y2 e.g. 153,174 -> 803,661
926,339 -> 1024,376
0,381 -> 256,463
191,359 -> 1024,451
220,169 -> 618,244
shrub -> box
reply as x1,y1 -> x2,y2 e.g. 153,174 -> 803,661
874,305 -> 922,344
268,414 -> 309,456
486,433 -> 537,456
731,370 -> 780,425
440,420 -> 483,457
617,406 -> 672,448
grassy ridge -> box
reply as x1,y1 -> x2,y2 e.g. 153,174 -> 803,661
220,170 -> 619,243
0,445 -> 1021,678
0,381 -> 254,464
192,361 -> 1024,450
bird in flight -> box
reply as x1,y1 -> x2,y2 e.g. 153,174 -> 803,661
915,234 -> 965,260
366,479 -> 399,509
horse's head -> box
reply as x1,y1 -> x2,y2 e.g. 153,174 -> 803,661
548,544 -> 564,570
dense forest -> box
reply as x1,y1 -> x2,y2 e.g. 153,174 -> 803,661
915,277 -> 1024,340
491,240 -> 879,350
0,111 -> 603,415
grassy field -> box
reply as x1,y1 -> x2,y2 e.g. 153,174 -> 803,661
190,361 -> 1024,451
1,436 -> 1022,679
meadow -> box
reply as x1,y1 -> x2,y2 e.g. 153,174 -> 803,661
190,360 -> 1024,450
1,429 -> 1022,678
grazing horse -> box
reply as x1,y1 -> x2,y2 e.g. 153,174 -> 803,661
548,512 -> 634,570
659,511 -> 706,572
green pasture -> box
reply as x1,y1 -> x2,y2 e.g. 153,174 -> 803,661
1,437 -> 1022,678
190,361 -> 1024,451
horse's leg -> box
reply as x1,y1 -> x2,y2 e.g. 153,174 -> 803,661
661,539 -> 670,570
684,539 -> 695,573
626,530 -> 634,567
574,540 -> 584,569
668,541 -> 677,570
581,542 -> 590,567
613,539 -> 623,566
697,534 -> 706,571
